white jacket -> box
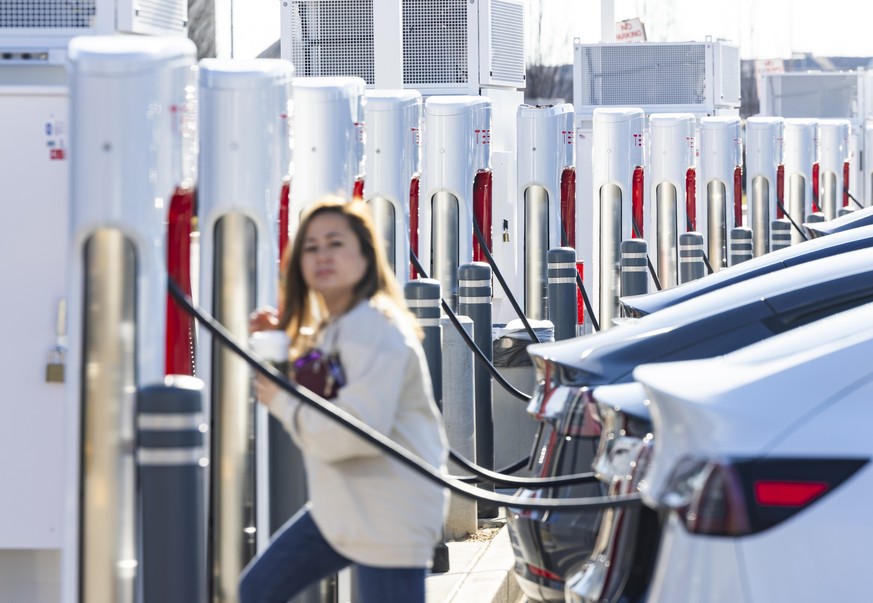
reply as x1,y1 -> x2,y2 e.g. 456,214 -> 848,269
269,297 -> 450,567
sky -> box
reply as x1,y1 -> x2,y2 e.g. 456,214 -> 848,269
231,0 -> 873,64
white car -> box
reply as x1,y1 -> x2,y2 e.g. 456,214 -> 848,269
633,302 -> 873,603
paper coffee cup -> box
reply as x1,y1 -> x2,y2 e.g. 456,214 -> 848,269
249,330 -> 290,373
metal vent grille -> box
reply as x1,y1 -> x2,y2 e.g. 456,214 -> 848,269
402,0 -> 468,86
288,0 -> 375,84
133,0 -> 186,31
488,0 -> 524,84
718,44 -> 740,103
764,74 -> 860,119
578,44 -> 706,107
0,0 -> 96,29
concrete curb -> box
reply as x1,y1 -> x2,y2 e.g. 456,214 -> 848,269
426,525 -> 521,603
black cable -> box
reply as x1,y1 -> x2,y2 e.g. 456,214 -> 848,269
558,222 -> 600,332
169,280 -> 640,511
470,214 -> 541,343
448,449 -> 597,487
408,251 -> 531,402
844,186 -> 865,210
775,199 -> 810,242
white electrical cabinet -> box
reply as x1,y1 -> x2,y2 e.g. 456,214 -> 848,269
0,0 -> 188,61
280,0 -> 526,95
0,81 -> 68,603
573,39 -> 741,118
759,70 -> 868,207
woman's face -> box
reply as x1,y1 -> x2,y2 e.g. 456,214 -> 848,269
300,211 -> 369,314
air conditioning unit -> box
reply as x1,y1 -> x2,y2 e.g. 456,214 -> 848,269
281,0 -> 525,95
573,39 -> 741,117
759,70 -> 868,206
759,71 -> 866,121
0,0 -> 188,62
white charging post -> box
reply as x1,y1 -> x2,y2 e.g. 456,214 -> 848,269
647,113 -> 695,290
289,76 -> 366,232
364,89 -> 422,284
783,118 -> 819,245
818,119 -> 851,220
419,96 -> 492,310
516,103 -> 575,320
591,107 -> 645,329
63,35 -> 197,603
699,116 -> 742,271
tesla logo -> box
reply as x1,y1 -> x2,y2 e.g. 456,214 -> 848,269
561,130 -> 573,144
686,136 -> 696,149
474,129 -> 491,144
410,127 -> 421,146
633,133 -> 644,147
49,149 -> 66,160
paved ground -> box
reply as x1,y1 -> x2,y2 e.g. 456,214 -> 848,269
426,517 -> 525,603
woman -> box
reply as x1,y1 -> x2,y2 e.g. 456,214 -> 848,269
240,197 -> 449,603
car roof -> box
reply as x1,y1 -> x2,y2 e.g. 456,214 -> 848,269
805,205 -> 873,237
619,223 -> 873,317
527,245 -> 873,378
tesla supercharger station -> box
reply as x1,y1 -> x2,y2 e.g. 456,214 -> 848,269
197,59 -> 294,603
699,116 -> 742,271
363,89 -> 422,283
516,103 -> 575,320
290,77 -> 366,231
818,119 -> 851,220
647,113 -> 695,290
63,35 -> 197,603
745,116 -> 784,257
783,118 -> 818,245
591,107 -> 645,329
419,96 -> 492,311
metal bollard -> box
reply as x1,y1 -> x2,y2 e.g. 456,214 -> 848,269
730,227 -> 754,266
620,239 -> 649,298
678,232 -> 705,284
771,219 -> 792,252
547,248 -> 578,341
404,279 -> 443,408
458,263 -> 493,471
138,376 -> 206,603
404,278 -> 449,573
440,313 -> 478,537
806,211 -> 826,224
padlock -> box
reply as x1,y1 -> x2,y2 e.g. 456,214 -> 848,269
45,346 -> 66,383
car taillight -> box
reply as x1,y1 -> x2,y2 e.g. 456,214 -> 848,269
659,457 -> 867,536
560,389 -> 602,438
527,563 -> 564,583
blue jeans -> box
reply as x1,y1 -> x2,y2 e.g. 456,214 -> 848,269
239,508 -> 426,603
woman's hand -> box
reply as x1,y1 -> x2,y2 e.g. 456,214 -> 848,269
254,373 -> 280,409
249,307 -> 279,333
